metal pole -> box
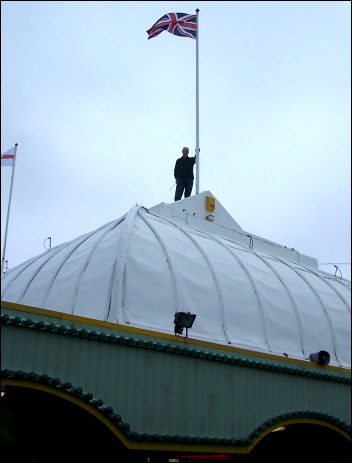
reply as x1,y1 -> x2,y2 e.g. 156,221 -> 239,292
195,8 -> 200,194
2,143 -> 18,273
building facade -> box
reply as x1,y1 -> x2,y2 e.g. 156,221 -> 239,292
1,192 -> 351,461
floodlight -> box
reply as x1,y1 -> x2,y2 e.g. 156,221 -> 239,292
174,312 -> 196,337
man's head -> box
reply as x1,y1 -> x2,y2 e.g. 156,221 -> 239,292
182,147 -> 189,157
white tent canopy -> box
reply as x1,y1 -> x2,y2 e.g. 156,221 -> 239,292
2,191 -> 350,368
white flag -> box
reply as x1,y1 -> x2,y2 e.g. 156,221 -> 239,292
1,147 -> 16,167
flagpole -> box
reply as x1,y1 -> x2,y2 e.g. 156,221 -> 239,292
195,8 -> 200,194
2,143 -> 18,273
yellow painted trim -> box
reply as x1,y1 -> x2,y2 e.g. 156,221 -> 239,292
2,300 -> 350,374
1,378 -> 130,447
249,419 -> 351,450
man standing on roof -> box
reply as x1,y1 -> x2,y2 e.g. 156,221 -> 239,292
174,147 -> 196,201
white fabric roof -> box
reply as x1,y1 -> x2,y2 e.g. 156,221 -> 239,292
1,191 -> 351,368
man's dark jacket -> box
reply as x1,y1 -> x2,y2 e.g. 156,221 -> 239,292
174,156 -> 196,179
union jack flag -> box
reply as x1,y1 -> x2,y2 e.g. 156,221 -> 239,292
146,12 -> 196,40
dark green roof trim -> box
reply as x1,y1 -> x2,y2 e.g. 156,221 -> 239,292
1,313 -> 350,384
2,368 -> 351,446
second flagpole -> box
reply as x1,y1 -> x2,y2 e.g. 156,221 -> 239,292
2,143 -> 18,273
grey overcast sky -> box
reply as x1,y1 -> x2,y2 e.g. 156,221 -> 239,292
1,1 -> 351,281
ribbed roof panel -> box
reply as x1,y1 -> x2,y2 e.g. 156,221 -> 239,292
1,191 -> 350,367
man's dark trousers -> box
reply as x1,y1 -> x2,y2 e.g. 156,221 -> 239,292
174,177 -> 193,201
